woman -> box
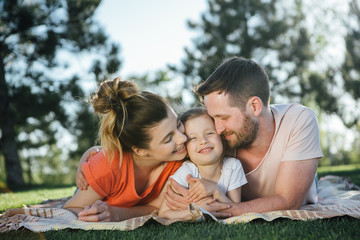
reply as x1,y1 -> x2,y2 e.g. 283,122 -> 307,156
64,77 -> 188,221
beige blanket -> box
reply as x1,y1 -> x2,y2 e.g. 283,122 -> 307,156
1,175 -> 359,232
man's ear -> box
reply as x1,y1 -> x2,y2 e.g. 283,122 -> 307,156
247,96 -> 262,117
132,146 -> 149,157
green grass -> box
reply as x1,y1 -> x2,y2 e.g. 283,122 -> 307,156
1,217 -> 359,240
317,164 -> 360,185
1,165 -> 359,240
0,185 -> 76,212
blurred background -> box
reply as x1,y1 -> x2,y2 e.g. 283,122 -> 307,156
0,0 -> 359,189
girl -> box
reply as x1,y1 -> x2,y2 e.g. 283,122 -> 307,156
158,107 -> 247,219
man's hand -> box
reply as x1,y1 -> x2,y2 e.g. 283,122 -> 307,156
78,200 -> 113,222
196,198 -> 232,218
164,178 -> 192,210
76,146 -> 101,190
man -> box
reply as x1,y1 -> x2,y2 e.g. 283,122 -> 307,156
165,57 -> 322,217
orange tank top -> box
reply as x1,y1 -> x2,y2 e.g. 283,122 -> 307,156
83,151 -> 182,207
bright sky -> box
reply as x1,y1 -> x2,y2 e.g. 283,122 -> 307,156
94,0 -> 207,77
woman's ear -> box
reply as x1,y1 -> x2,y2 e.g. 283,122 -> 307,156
247,96 -> 262,117
132,146 -> 149,157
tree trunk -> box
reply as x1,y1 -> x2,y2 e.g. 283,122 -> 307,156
0,44 -> 25,188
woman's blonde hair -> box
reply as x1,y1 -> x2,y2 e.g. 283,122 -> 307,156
91,77 -> 168,166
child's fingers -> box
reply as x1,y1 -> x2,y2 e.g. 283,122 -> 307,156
186,188 -> 197,200
186,174 -> 199,186
192,194 -> 206,203
188,186 -> 205,202
187,185 -> 202,200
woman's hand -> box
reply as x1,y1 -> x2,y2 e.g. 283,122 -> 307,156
78,200 -> 113,222
76,146 -> 101,190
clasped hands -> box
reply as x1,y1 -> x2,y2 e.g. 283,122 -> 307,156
165,174 -> 232,218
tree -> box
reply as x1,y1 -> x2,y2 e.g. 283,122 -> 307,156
170,0 -> 338,113
342,0 -> 360,128
0,0 -> 121,188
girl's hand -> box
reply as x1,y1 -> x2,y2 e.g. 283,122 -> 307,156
76,146 -> 101,190
186,176 -> 220,203
78,200 -> 113,222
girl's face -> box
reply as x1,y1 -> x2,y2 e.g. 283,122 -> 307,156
184,114 -> 223,166
145,107 -> 187,162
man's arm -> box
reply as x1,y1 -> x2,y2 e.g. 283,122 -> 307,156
218,158 -> 319,216
76,146 -> 101,190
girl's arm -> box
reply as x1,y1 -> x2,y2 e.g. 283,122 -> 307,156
226,187 -> 242,203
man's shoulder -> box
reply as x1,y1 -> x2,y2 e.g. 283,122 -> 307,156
270,103 -> 314,119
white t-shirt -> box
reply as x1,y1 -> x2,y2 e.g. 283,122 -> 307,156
242,104 -> 323,204
171,157 -> 247,194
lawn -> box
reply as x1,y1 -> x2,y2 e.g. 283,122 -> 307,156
1,164 -> 359,240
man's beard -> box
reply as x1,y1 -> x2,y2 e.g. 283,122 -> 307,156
226,113 -> 259,149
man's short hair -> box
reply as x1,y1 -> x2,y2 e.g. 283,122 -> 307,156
195,57 -> 270,109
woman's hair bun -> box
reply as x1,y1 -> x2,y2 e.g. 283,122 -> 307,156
92,77 -> 140,114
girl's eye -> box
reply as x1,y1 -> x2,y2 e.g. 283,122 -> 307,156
189,137 -> 196,141
207,131 -> 215,135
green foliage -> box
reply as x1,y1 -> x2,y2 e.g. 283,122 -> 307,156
163,0 -> 359,165
128,70 -> 186,113
0,0 -> 121,187
170,0 -> 325,108
341,0 -> 360,128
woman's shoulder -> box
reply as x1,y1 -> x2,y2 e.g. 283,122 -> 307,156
86,150 -> 131,173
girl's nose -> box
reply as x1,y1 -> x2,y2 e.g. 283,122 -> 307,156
199,136 -> 208,145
